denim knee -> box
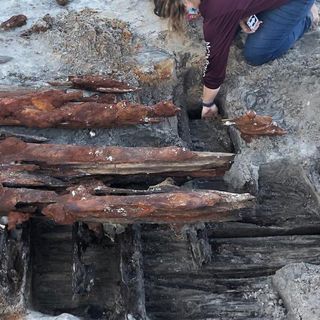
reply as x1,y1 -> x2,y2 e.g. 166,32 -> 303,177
243,47 -> 271,66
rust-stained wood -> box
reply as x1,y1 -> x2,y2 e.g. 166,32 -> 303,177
0,89 -> 83,110
0,164 -> 65,188
0,138 -> 234,177
0,89 -> 179,128
0,185 -> 57,214
49,75 -> 138,93
223,111 -> 286,142
42,190 -> 254,225
69,75 -> 138,93
7,211 -> 32,230
0,180 -> 254,227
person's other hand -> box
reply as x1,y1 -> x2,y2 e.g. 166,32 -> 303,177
239,17 -> 262,34
201,104 -> 218,119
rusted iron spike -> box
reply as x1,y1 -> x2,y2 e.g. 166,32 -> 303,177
0,90 -> 179,128
42,190 -> 254,225
0,138 -> 234,177
222,111 -> 286,142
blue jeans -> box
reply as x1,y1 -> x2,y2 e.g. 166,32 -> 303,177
244,0 -> 315,65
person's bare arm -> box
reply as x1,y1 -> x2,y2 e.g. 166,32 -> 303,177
201,85 -> 220,119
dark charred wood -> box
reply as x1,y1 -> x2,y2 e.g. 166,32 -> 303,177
0,227 -> 29,315
119,225 -> 147,320
0,130 -> 49,143
1,15 -> 27,30
31,220 -> 123,318
141,224 -> 320,320
72,223 -> 96,295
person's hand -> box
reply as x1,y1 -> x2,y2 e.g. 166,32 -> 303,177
239,17 -> 262,34
201,104 -> 218,119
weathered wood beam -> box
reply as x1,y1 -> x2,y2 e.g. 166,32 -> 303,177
0,185 -> 57,214
0,164 -> 65,188
0,89 -> 179,128
0,226 -> 29,316
42,190 -> 254,225
49,75 -> 138,93
0,138 -> 234,177
0,181 -> 254,228
119,225 -> 147,319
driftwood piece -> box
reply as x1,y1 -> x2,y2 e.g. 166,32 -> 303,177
49,75 -> 138,93
1,15 -> 27,30
0,138 -> 234,177
223,111 -> 286,142
0,89 -> 179,128
42,190 -> 254,225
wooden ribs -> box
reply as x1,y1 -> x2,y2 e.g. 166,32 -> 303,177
0,138 -> 234,178
0,138 -> 254,228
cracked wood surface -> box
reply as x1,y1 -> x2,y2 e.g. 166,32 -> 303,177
0,138 -> 234,177
42,190 -> 254,225
0,183 -> 254,226
0,89 -> 179,128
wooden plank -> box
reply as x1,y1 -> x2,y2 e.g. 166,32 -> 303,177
42,190 -> 253,225
141,225 -> 320,320
0,138 -> 234,178
0,89 -> 179,128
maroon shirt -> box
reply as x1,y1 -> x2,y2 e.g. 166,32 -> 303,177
199,0 -> 289,89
